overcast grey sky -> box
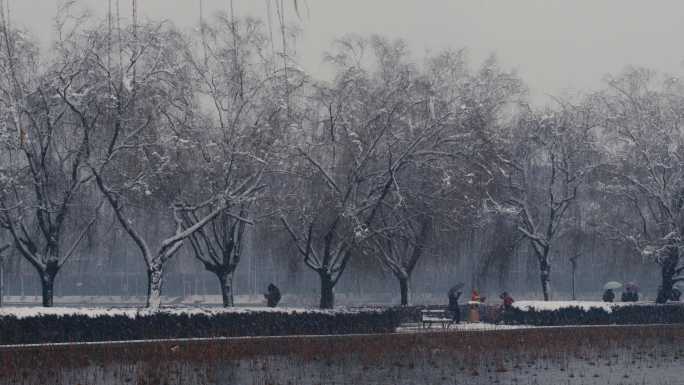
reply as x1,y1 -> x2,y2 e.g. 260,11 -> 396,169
8,1 -> 684,103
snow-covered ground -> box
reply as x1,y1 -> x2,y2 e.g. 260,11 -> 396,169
512,300 -> 651,312
0,300 -> 665,320
0,294 -> 266,306
0,305 -> 380,319
0,300 -> 658,320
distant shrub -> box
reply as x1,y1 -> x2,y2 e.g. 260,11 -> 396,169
0,308 -> 400,345
503,303 -> 684,326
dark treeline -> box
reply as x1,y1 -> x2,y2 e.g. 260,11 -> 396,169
0,5 -> 680,308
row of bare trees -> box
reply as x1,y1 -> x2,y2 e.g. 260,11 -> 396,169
0,6 -> 683,309
0,7 -> 277,308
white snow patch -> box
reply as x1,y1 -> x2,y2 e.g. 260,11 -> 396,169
0,306 -> 380,320
512,300 -> 648,313
0,307 -> 140,319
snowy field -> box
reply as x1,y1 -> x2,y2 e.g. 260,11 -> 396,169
0,305 -> 376,319
511,300 -> 651,312
0,299 -> 659,321
0,294 -> 267,306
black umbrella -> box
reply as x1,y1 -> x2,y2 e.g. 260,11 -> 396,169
448,282 -> 465,297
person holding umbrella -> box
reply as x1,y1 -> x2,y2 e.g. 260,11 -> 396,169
447,283 -> 464,323
264,283 -> 281,307
622,282 -> 639,302
603,281 -> 621,302
671,286 -> 682,302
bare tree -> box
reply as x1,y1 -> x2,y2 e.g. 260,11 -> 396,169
177,14 -> 284,306
279,136 -> 404,308
489,105 -> 598,300
178,173 -> 265,307
472,215 -> 521,293
0,9 -> 101,307
371,210 -> 431,306
596,68 -> 684,303
54,17 -> 232,309
181,205 -> 252,307
367,50 -> 524,304
280,36 -> 448,308
95,171 -> 236,308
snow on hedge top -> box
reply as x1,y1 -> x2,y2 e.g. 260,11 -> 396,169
512,300 -> 646,313
0,306 -> 382,320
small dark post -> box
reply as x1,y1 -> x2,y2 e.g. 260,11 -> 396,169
0,245 -> 9,308
570,253 -> 580,301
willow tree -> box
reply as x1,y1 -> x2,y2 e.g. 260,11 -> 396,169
0,9 -> 101,307
596,69 -> 684,303
177,14 -> 282,307
489,105 -> 599,300
368,47 -> 525,305
280,36 -> 445,308
47,14 -> 233,308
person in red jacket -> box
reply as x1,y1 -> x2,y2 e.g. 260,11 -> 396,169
471,290 -> 480,302
500,291 -> 514,309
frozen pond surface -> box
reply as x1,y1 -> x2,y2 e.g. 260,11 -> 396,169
3,324 -> 684,385
210,350 -> 683,385
23,343 -> 684,384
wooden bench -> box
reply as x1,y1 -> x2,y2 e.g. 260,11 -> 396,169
420,309 -> 455,329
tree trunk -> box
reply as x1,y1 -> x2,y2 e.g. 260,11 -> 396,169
571,269 -> 576,301
398,275 -> 410,306
217,270 -> 235,307
656,245 -> 678,304
570,259 -> 577,301
146,265 -> 164,309
0,245 -> 6,308
540,260 -> 551,301
319,272 -> 335,309
0,260 -> 4,308
41,270 -> 56,307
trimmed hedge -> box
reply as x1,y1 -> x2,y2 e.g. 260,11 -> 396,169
0,309 -> 400,345
503,303 -> 684,326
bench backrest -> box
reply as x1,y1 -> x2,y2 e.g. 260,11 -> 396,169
421,309 -> 449,316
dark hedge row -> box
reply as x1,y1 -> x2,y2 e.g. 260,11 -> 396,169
503,303 -> 684,326
0,309 -> 400,345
